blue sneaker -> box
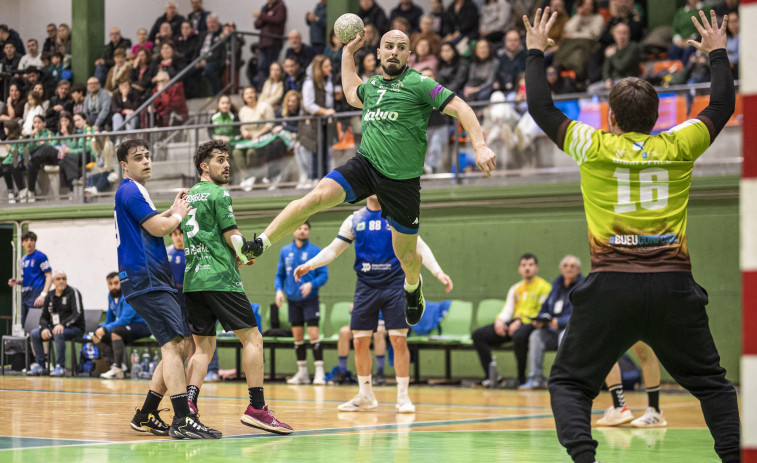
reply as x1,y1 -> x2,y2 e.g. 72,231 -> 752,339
204,371 -> 220,382
27,363 -> 48,376
50,364 -> 66,377
518,377 -> 546,390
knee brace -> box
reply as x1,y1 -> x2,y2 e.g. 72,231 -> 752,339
353,330 -> 373,338
388,329 -> 408,337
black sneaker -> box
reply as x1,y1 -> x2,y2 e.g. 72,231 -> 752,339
404,277 -> 425,326
241,234 -> 265,260
130,408 -> 170,436
373,369 -> 386,386
168,416 -> 223,439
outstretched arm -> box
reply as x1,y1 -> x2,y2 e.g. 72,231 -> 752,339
443,96 -> 496,176
341,32 -> 366,109
417,236 -> 453,292
294,238 -> 351,281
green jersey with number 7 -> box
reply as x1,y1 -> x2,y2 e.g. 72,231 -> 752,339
562,119 -> 711,273
182,181 -> 244,292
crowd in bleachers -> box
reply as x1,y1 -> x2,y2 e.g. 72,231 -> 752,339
0,0 -> 742,202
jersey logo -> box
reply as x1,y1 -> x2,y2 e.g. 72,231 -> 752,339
364,108 -> 399,121
419,75 -> 428,82
356,222 -> 366,231
223,190 -> 230,197
361,262 -> 372,272
429,85 -> 444,100
412,217 -> 419,225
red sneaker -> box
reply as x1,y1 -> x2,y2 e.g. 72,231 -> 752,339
240,405 -> 293,435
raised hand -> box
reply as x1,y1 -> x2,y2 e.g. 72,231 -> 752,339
523,7 -> 557,52
688,10 -> 727,55
343,30 -> 366,55
293,263 -> 312,282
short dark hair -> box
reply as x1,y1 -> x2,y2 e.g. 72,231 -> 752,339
303,220 -> 310,229
22,231 -> 37,242
27,38 -> 38,45
117,138 -> 151,163
71,83 -> 86,94
193,139 -> 230,175
106,272 -> 119,280
520,253 -> 538,264
0,25 -> 9,33
608,78 -> 659,134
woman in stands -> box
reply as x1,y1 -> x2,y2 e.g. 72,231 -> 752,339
463,39 -> 497,101
323,30 -> 343,77
260,62 -> 285,110
436,42 -> 468,95
25,114 -> 58,202
407,37 -> 438,74
111,78 -> 141,131
57,112 -> 95,194
1,120 -> 27,203
358,52 -> 379,83
32,83 -> 50,113
299,55 -> 334,180
232,85 -> 275,191
129,28 -> 153,61
22,91 -> 46,137
56,24 -> 72,65
273,90 -> 308,187
0,82 -> 26,139
208,94 -> 239,144
129,48 -> 153,102
148,42 -> 179,84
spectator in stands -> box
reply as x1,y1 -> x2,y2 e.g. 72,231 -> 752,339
27,270 -> 85,377
286,30 -> 317,70
359,24 -> 381,58
713,0 -> 739,18
390,17 -> 412,36
407,38 -> 438,74
26,116 -> 58,201
1,42 -> 21,75
307,0 -> 328,54
45,80 -> 71,131
150,71 -> 188,127
547,65 -> 578,94
359,0 -> 389,35
299,55 -> 334,179
588,22 -> 642,93
188,0 -> 211,34
555,0 -> 604,82
45,52 -> 65,83
390,0 -> 425,33
260,61 -> 285,109
669,0 -> 705,65
1,120 -> 27,203
148,2 -> 185,42
726,10 -> 739,77
497,30 -> 527,93
254,0 -> 288,84
441,0 -> 479,44
208,94 -> 239,142
563,0 -> 604,40
7,231 -> 52,328
21,90 -> 45,136
233,85 -> 275,190
480,0 -> 511,45
542,0 -> 571,62
359,52 -> 380,82
519,255 -> 583,390
0,83 -> 25,134
43,23 -> 58,55
85,134 -> 116,194
18,66 -> 43,97
588,0 -> 644,83
437,42 -> 468,94
111,78 -> 141,131
19,39 -> 43,71
323,30 -> 344,77
0,24 -> 25,59
421,69 -> 450,173
410,16 -> 442,56
32,83 -> 49,112
176,21 -> 201,68
274,90 -> 309,187
196,14 -> 225,95
129,28 -> 153,60
472,253 -> 551,387
56,24 -> 72,60
154,22 -> 176,49
463,39 -> 497,101
149,42 -> 180,82
94,272 -> 151,379
429,0 -> 445,34
129,48 -> 153,101
70,83 -> 85,114
104,49 -> 131,93
94,28 -> 132,86
283,57 -> 305,93
58,112 -> 95,192
83,77 -> 111,130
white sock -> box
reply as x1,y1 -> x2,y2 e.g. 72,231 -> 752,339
314,360 -> 324,373
358,375 -> 373,397
396,376 -> 410,397
297,360 -> 308,374
260,232 -> 271,250
404,278 -> 419,293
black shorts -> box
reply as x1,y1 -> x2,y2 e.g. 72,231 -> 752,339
185,291 -> 258,336
107,322 -> 153,344
326,153 -> 421,234
288,297 -> 321,327
351,280 -> 408,331
126,290 -> 191,346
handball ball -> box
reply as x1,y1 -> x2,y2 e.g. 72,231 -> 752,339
334,13 -> 364,44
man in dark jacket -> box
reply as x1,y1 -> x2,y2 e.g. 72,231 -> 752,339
28,270 -> 85,377
196,15 -> 225,94
94,28 -> 132,86
187,0 -> 211,34
148,3 -> 186,42
390,0 -> 425,33
0,24 -> 25,60
254,0 -> 287,84
359,0 -> 389,34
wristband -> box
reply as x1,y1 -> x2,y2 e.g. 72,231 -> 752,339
40,291 -> 47,297
171,213 -> 183,223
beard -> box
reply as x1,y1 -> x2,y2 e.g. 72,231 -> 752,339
109,289 -> 122,299
381,62 -> 406,77
210,170 -> 230,185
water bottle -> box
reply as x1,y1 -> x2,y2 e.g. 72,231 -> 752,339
130,349 -> 140,378
141,351 -> 151,376
488,355 -> 498,389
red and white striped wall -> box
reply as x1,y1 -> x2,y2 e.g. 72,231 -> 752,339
742,2 -> 757,461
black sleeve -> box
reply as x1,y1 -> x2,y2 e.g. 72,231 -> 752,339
696,49 -> 735,144
525,49 -> 570,148
39,296 -> 52,330
62,288 -> 83,328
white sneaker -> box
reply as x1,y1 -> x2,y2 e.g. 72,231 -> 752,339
396,395 -> 416,413
337,394 -> 378,412
27,191 -> 35,203
286,369 -> 311,385
630,407 -> 667,428
312,369 -> 326,385
8,193 -> 16,204
100,365 -> 124,379
17,188 -> 28,203
240,177 -> 256,192
596,406 -> 634,427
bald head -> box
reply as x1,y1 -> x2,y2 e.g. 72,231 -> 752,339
378,30 -> 410,77
380,30 -> 409,47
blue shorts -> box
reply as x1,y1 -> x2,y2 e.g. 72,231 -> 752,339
288,297 -> 320,327
351,280 -> 408,331
126,290 -> 191,346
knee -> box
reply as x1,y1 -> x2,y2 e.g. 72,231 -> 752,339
111,333 -> 122,341
390,337 -> 408,352
30,329 -> 41,340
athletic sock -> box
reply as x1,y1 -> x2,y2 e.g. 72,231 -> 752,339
396,376 -> 409,398
141,390 -> 163,413
376,355 -> 385,372
297,360 -> 308,374
187,385 -> 200,406
259,233 -> 271,250
294,342 -> 307,361
311,338 -> 323,362
338,356 -> 348,373
170,393 -> 191,419
112,339 -> 125,367
358,375 -> 373,397
608,384 -> 626,408
647,385 -> 661,412
404,278 -> 419,293
249,387 -> 265,409
314,360 -> 324,373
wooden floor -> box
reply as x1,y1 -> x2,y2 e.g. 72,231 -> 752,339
0,376 -> 725,462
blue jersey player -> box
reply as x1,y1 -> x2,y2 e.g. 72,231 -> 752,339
294,195 -> 452,413
7,231 -> 53,327
115,138 -> 221,440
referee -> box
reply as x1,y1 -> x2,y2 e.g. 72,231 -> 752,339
524,8 -> 740,463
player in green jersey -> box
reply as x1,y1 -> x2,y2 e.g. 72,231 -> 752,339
524,9 -> 739,463
241,29 -> 496,327
182,140 -> 292,435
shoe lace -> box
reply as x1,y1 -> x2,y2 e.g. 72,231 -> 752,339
150,408 -> 170,428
